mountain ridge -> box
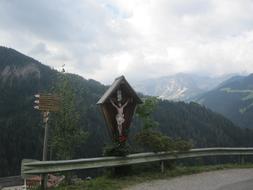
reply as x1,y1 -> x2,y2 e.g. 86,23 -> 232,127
133,73 -> 236,101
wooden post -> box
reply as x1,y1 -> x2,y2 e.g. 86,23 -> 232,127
34,94 -> 60,190
41,112 -> 49,190
160,161 -> 165,173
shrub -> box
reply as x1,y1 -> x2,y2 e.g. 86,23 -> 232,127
174,139 -> 193,151
135,130 -> 173,152
103,143 -> 130,156
135,130 -> 192,152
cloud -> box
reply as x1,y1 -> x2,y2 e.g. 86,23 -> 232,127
29,43 -> 50,56
0,0 -> 253,84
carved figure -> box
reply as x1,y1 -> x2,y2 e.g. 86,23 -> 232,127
110,99 -> 129,136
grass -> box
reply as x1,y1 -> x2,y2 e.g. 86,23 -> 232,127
51,163 -> 253,190
239,102 -> 253,114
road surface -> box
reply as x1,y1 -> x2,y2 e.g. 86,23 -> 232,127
124,169 -> 253,190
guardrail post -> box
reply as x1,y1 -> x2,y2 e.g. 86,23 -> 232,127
24,177 -> 27,190
240,155 -> 245,164
160,161 -> 165,173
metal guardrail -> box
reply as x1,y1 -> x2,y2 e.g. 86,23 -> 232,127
21,147 -> 253,177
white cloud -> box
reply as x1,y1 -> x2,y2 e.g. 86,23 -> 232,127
0,0 -> 253,84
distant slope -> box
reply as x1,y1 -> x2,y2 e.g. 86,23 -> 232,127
0,46 -> 252,177
153,101 -> 253,147
133,73 -> 233,101
196,74 -> 253,128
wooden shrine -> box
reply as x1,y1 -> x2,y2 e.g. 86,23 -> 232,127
97,76 -> 142,143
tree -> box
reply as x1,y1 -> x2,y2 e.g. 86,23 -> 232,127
49,73 -> 87,160
135,97 -> 159,130
135,97 -> 192,152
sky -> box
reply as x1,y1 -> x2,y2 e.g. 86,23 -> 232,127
0,0 -> 253,84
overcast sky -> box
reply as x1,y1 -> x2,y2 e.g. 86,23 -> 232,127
0,0 -> 253,84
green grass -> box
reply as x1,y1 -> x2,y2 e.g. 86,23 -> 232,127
52,163 -> 253,190
239,103 -> 253,114
242,93 -> 253,101
220,88 -> 253,94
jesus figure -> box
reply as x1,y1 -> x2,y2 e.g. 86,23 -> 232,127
110,99 -> 129,136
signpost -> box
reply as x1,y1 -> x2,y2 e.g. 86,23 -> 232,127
34,94 -> 60,190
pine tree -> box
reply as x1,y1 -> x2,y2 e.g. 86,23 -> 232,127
50,73 -> 87,160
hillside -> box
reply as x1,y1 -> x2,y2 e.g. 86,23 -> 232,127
0,47 -> 252,177
0,47 -> 109,176
153,101 -> 253,147
196,74 -> 253,128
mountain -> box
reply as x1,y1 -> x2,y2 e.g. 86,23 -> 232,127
0,46 -> 252,177
133,73 -> 234,101
196,74 -> 253,128
0,47 -> 109,176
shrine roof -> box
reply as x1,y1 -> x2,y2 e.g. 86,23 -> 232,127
97,75 -> 142,105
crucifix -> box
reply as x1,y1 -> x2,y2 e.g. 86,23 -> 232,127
110,90 -> 129,136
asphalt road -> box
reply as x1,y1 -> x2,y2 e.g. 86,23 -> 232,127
218,179 -> 253,190
124,169 -> 253,190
